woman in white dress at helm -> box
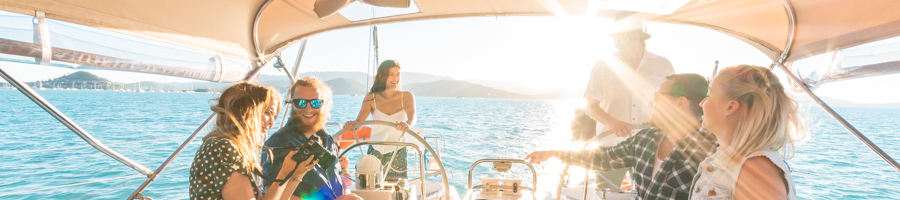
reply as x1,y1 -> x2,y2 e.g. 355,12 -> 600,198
343,60 -> 417,182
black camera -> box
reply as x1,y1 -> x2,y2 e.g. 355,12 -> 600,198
291,135 -> 336,170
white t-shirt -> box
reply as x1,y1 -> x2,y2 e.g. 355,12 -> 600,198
652,156 -> 664,179
584,51 -> 675,146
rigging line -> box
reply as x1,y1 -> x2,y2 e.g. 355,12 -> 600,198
0,166 -> 195,198
366,27 -> 373,90
792,170 -> 900,193
0,136 -> 193,156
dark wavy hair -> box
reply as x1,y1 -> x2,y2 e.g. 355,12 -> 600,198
369,60 -> 401,94
665,73 -> 708,118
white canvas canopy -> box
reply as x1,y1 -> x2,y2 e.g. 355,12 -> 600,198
2,0 -> 900,82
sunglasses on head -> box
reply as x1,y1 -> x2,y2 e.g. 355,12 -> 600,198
287,99 -> 324,109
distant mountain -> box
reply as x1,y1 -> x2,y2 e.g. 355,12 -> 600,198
55,71 -> 111,83
465,79 -> 582,98
257,71 -> 453,92
465,79 -> 544,95
56,70 -> 579,99
405,80 -> 531,99
401,72 -> 454,85
26,71 -> 123,90
325,78 -> 367,95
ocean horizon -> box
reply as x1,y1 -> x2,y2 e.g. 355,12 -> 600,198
1,88 -> 898,199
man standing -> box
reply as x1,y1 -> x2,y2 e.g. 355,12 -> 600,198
582,20 -> 675,188
262,77 -> 362,200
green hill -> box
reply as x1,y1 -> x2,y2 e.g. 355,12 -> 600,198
28,71 -> 122,89
405,80 -> 531,99
56,71 -> 111,83
325,78 -> 367,95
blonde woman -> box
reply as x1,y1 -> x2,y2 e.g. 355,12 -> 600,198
692,65 -> 808,199
189,82 -> 316,200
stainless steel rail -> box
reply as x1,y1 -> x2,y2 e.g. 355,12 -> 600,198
280,39 -> 309,127
0,64 -> 152,175
127,62 -> 267,199
334,120 -> 452,200
777,0 -> 796,64
339,141 -> 426,199
126,114 -> 216,199
773,61 -> 900,173
465,158 -> 538,200
292,40 -> 308,78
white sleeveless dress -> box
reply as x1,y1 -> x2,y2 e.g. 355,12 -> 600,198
366,92 -> 410,181
369,93 -> 409,153
689,149 -> 797,200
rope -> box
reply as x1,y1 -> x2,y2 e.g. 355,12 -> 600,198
792,170 -> 900,193
0,166 -> 194,197
0,136 -> 196,156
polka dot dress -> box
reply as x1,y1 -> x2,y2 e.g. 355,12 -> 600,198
189,137 -> 259,200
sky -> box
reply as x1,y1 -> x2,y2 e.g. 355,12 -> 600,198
2,12 -> 900,104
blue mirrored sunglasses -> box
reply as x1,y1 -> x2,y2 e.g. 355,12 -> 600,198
288,99 -> 324,109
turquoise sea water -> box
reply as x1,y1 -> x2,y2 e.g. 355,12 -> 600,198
0,89 -> 898,199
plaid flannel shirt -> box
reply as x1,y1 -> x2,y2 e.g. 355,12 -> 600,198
561,128 -> 717,200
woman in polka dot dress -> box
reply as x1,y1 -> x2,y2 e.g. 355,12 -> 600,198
189,82 -> 317,200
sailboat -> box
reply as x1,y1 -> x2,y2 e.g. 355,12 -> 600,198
0,0 -> 899,200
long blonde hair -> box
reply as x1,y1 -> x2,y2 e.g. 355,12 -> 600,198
716,65 -> 808,163
204,81 -> 281,173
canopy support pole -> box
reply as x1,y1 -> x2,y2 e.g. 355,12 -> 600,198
292,40 -> 308,79
0,64 -> 152,176
252,0 -> 277,63
772,62 -> 900,174
127,63 -> 267,200
777,0 -> 796,64
773,0 -> 899,174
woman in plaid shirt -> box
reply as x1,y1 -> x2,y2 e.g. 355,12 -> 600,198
526,73 -> 717,200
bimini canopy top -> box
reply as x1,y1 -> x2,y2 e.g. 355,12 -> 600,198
1,0 -> 900,82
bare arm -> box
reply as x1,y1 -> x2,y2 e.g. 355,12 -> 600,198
221,171 -> 257,200
222,152 -> 313,200
735,157 -> 788,200
343,93 -> 374,131
404,92 -> 416,127
585,98 -> 632,137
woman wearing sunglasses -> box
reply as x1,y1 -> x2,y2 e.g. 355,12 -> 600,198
343,60 -> 417,182
691,65 -> 808,199
189,82 -> 316,200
